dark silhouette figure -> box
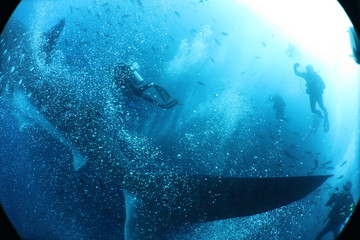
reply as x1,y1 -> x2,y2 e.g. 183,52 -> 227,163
293,63 -> 329,132
113,63 -> 178,109
269,93 -> 286,120
42,18 -> 65,64
315,182 -> 355,240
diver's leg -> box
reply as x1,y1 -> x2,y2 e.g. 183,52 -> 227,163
310,95 -> 322,117
154,85 -> 171,102
137,83 -> 154,93
314,225 -> 331,240
139,93 -> 159,106
316,94 -> 329,132
331,224 -> 342,239
138,84 -> 172,103
139,93 -> 178,109
317,94 -> 328,117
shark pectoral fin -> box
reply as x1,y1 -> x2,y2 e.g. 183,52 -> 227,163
12,110 -> 32,131
13,91 -> 87,171
123,174 -> 331,239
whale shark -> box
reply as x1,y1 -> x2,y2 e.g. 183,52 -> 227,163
0,18 -> 331,239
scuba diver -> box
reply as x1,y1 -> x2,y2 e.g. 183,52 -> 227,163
268,92 -> 286,121
315,182 -> 355,240
293,63 -> 329,132
112,62 -> 179,109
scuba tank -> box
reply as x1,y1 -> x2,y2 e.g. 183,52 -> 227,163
129,62 -> 144,83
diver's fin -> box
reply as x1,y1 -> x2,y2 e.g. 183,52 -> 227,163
123,174 -> 331,239
154,85 -> 171,102
324,116 -> 329,132
157,99 -> 179,109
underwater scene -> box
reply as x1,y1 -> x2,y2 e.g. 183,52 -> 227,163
0,0 -> 359,239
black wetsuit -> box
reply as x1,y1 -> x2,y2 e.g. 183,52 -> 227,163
293,63 -> 329,132
293,64 -> 327,117
269,94 -> 285,120
113,64 -> 178,109
315,190 -> 355,240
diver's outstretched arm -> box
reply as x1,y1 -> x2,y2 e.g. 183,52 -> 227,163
293,63 -> 306,78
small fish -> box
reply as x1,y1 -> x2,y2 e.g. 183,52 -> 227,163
337,175 -> 344,179
151,47 -> 158,54
214,39 -> 221,45
197,81 -> 205,86
209,57 -> 216,63
340,161 -> 347,167
122,14 -> 132,18
101,2 -> 109,7
168,36 -> 175,42
283,150 -> 299,160
311,159 -> 319,170
174,11 -> 180,17
221,32 -> 229,36
322,160 -> 333,166
262,42 -> 266,47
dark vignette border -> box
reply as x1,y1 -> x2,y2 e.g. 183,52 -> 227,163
0,0 -> 358,239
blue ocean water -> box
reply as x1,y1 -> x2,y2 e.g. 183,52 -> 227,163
0,0 -> 359,239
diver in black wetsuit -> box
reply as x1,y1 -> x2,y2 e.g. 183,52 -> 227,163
315,182 -> 355,240
113,63 -> 178,109
268,92 -> 286,121
293,63 -> 329,132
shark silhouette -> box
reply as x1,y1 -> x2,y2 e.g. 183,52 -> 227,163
42,18 -> 65,64
1,18 -> 331,239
